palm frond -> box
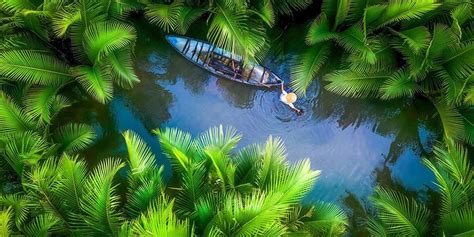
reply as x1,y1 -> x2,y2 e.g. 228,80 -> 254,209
267,159 -> 320,204
25,86 -> 70,124
145,1 -> 183,33
334,0 -> 351,28
291,43 -> 330,95
0,92 -> 36,136
451,3 -> 471,39
433,100 -> 465,141
72,64 -> 113,104
393,26 -> 431,54
207,2 -> 267,62
52,7 -> 81,37
132,197 -> 191,236
374,0 -> 440,28
370,187 -> 431,236
125,169 -> 164,217
108,49 -> 140,89
153,127 -> 195,173
257,136 -> 287,188
56,154 -> 87,214
336,26 -> 377,64
0,207 -> 13,237
78,158 -> 124,235
23,213 -> 62,236
380,70 -> 419,99
0,0 -> 36,13
297,202 -> 348,236
53,123 -> 96,153
195,125 -> 241,158
0,50 -> 72,86
175,6 -> 205,34
439,41 -> 474,80
325,70 -> 389,98
4,131 -> 49,175
271,0 -> 312,15
306,13 -> 337,45
0,194 -> 30,230
83,21 -> 136,63
122,130 -> 157,182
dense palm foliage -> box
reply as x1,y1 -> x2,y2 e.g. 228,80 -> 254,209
0,0 -> 141,104
0,125 -> 347,236
144,0 -> 313,62
291,0 -> 473,145
368,141 -> 474,236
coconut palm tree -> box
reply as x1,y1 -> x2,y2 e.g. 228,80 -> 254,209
0,126 -> 348,236
0,0 -> 141,104
291,0 -> 473,145
368,141 -> 474,236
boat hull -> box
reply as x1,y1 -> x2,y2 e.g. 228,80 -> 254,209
166,35 -> 283,88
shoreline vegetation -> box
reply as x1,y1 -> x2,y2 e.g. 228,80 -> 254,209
0,0 -> 473,236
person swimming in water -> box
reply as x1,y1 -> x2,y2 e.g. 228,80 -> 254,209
280,83 -> 303,115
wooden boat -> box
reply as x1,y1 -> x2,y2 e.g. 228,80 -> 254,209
166,35 -> 283,87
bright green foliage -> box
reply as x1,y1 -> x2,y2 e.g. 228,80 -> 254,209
291,0 -> 474,145
0,0 -> 141,104
144,0 -> 315,63
369,142 -> 474,236
0,125 -> 347,236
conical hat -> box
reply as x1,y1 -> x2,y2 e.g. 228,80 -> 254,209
286,92 -> 297,103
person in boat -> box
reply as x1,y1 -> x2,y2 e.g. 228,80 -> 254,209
231,60 -> 242,79
280,83 -> 303,115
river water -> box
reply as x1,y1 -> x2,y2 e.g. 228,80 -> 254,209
61,20 -> 442,229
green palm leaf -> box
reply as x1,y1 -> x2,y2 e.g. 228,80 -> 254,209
53,123 -> 96,153
79,158 -> 124,235
52,7 -> 81,37
257,136 -> 287,188
132,198 -> 191,236
145,1 -> 183,33
122,130 -> 157,181
380,70 -> 419,99
370,187 -> 431,236
23,214 -> 61,237
56,154 -> 87,213
83,21 -> 136,63
25,86 -> 70,124
154,127 -> 196,172
306,13 -> 337,45
0,50 -> 72,86
374,0 -> 440,28
3,131 -> 49,175
125,170 -> 164,217
207,1 -> 267,62
297,202 -> 348,236
0,194 -> 30,230
175,6 -> 205,34
393,26 -> 431,54
439,42 -> 474,80
195,125 -> 241,158
108,49 -> 140,89
433,100 -> 465,141
0,93 -> 36,136
336,26 -> 376,64
271,0 -> 312,15
325,70 -> 390,98
0,207 -> 13,237
72,65 -> 113,104
267,159 -> 320,204
291,43 -> 330,95
0,0 -> 36,13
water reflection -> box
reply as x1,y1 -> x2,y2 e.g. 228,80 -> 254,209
57,20 -> 441,220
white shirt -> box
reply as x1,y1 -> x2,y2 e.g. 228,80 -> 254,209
280,90 -> 296,110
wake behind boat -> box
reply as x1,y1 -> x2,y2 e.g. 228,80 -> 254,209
166,35 -> 283,87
